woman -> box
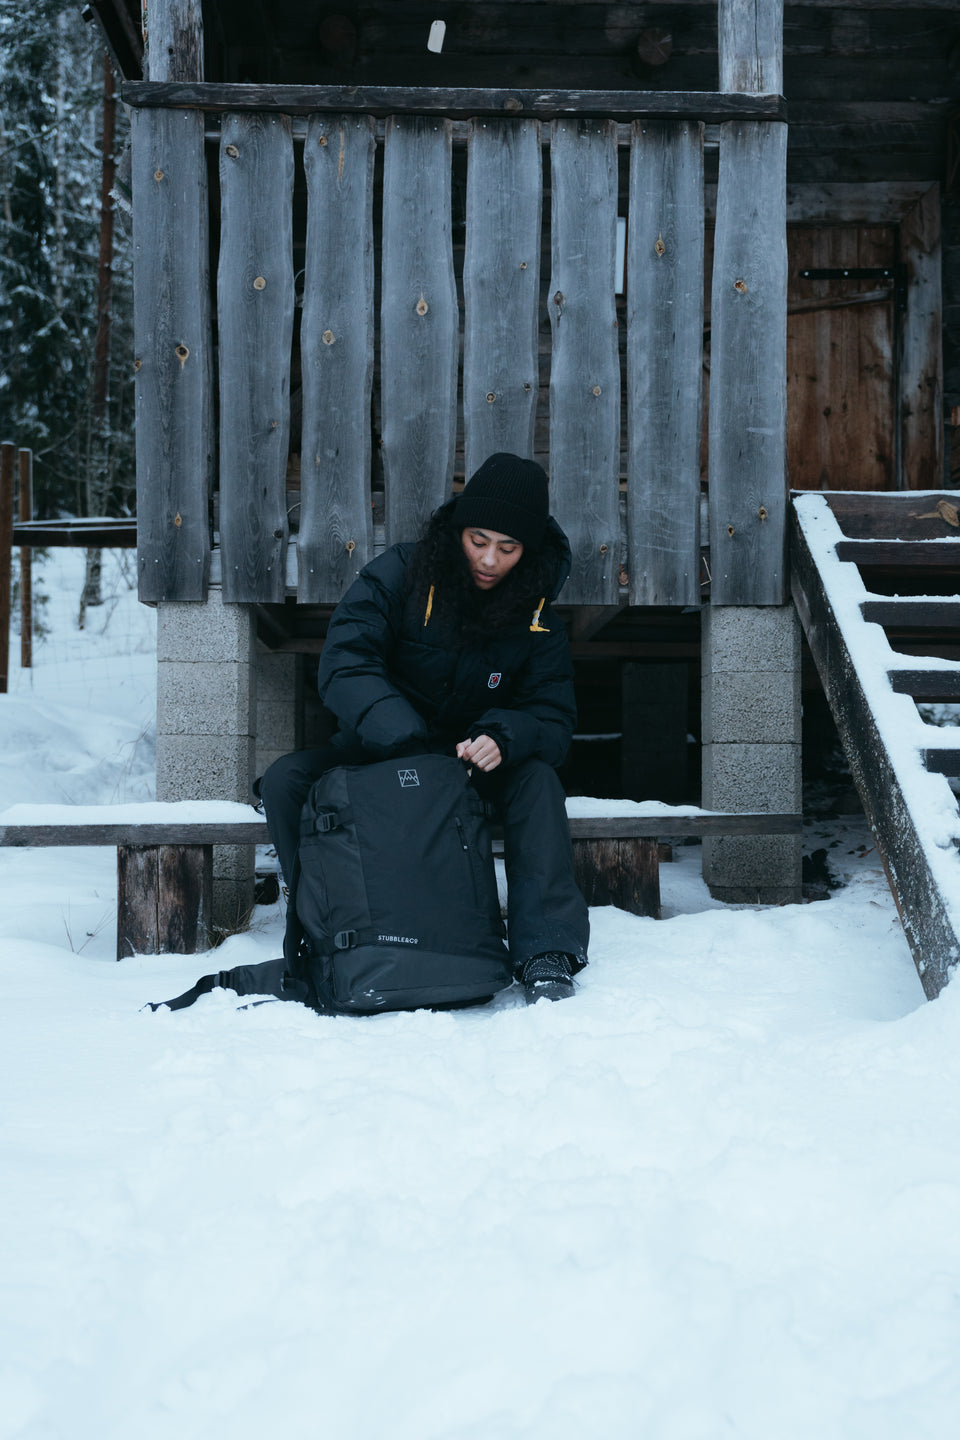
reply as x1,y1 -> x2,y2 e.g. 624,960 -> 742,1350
259,452 -> 589,1003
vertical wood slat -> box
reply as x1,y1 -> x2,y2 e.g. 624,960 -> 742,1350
627,120 -> 704,607
217,113 -> 295,602
132,106 -> 212,601
711,0 -> 787,606
462,119 -> 542,481
708,120 -> 788,604
548,120 -> 621,605
899,184 -> 943,491
299,116 -> 376,602
381,116 -> 459,545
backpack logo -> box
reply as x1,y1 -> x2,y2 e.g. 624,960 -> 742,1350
398,769 -> 420,787
487,672 -> 501,689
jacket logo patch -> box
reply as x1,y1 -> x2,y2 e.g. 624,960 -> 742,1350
487,672 -> 502,689
398,769 -> 420,787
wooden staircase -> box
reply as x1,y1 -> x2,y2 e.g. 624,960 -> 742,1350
791,491 -> 960,999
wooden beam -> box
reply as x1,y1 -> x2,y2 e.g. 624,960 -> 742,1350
818,490 -> 960,540
122,82 -> 788,123
11,519 -> 136,547
133,0 -> 211,601
709,0 -> 788,605
835,539 -> 960,568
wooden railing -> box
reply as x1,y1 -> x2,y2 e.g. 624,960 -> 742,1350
128,83 -> 787,611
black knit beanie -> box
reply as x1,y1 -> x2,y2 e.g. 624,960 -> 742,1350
455,453 -> 550,551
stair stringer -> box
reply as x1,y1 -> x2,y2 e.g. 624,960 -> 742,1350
791,493 -> 960,1000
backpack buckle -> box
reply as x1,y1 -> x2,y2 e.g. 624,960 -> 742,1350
314,810 -> 338,834
334,929 -> 357,950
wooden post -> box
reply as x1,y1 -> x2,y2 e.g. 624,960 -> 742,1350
572,837 -> 661,919
899,185 -> 943,490
299,115 -> 376,603
117,843 -> 213,958
709,0 -> 787,605
217,112 -> 295,602
132,0 -> 211,602
463,119 -> 542,480
380,116 -> 458,545
627,120 -> 704,606
0,442 -> 13,694
18,450 -> 32,670
548,119 -> 621,604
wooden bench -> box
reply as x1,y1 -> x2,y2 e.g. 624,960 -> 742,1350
0,806 -> 803,960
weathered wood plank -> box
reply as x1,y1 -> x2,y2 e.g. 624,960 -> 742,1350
821,491 -> 960,539
548,119 -> 621,604
835,540 -> 960,568
11,519 -> 137,547
217,113 -> 295,603
122,82 -> 788,123
572,838 -> 661,918
0,814 -> 802,849
145,0 -> 204,83
380,116 -> 459,543
298,115 -> 376,603
889,671 -> 960,701
899,185 -> 943,492
861,600 -> 960,629
708,120 -> 788,604
462,119 -> 542,480
131,104 -> 212,601
719,0 -> 783,94
627,120 -> 704,606
117,843 -> 212,959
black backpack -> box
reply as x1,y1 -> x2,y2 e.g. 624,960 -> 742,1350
291,753 -> 514,1013
147,754 -> 514,1016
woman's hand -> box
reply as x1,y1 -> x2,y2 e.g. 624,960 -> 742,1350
456,734 -> 502,772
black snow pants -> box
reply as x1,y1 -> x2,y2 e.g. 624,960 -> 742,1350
257,743 -> 589,973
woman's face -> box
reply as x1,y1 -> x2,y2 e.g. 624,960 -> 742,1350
460,527 -> 525,590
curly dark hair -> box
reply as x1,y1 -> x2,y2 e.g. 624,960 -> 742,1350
406,506 -> 559,641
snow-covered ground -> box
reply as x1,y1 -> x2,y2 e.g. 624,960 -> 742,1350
3,552 -> 960,1440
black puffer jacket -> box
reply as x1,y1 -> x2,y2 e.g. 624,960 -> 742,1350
318,516 -> 576,769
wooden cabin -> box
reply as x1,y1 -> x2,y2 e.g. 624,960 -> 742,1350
89,0 -> 959,927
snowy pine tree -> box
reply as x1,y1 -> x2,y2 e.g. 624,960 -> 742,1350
0,1 -> 134,526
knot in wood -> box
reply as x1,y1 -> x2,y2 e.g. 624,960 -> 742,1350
503,96 -> 522,113
599,543 -> 608,555
655,236 -> 666,258
273,528 -> 284,540
519,261 -> 527,270
345,539 -> 356,555
758,506 -> 768,522
154,168 -> 164,182
322,330 -> 336,345
486,392 -> 497,404
523,382 -> 532,392
727,524 -> 735,537
175,344 -> 189,367
225,145 -> 240,159
416,298 -> 429,317
174,512 -> 182,529
553,290 -> 565,312
592,385 -> 602,397
134,358 -> 142,371
253,276 -> 267,291
319,135 -> 328,146
734,279 -> 747,293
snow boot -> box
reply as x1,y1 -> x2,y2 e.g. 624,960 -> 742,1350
520,952 -> 576,1004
